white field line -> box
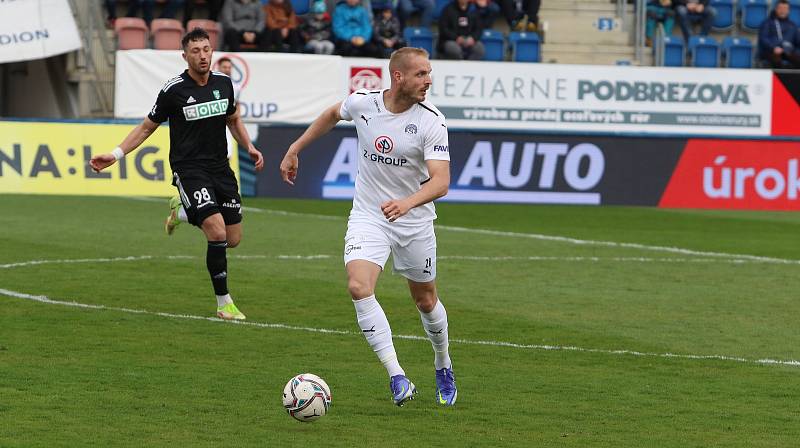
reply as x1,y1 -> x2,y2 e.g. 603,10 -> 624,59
249,205 -> 800,265
4,254 -> 795,270
1,287 -> 798,368
440,256 -> 779,265
436,225 -> 800,265
0,255 -> 333,269
118,197 -> 800,265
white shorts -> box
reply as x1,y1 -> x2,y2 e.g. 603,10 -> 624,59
343,218 -> 437,283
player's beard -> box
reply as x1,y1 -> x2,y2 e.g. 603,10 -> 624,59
193,61 -> 210,75
401,82 -> 427,103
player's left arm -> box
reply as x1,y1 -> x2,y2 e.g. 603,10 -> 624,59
381,160 -> 450,222
226,106 -> 264,172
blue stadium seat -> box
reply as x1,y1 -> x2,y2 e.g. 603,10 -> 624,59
660,35 -> 685,66
722,36 -> 753,67
434,0 -> 451,19
370,0 -> 394,12
480,29 -> 505,61
739,0 -> 769,31
711,0 -> 735,29
291,0 -> 310,15
403,27 -> 435,57
689,36 -> 720,67
508,31 -> 540,62
790,0 -> 800,26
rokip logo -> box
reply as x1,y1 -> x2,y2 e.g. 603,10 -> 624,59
374,136 -> 394,154
659,140 -> 800,211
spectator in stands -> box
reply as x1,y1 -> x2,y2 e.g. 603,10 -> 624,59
645,0 -> 675,47
438,0 -> 485,60
216,57 -> 242,103
124,0 -> 185,26
183,0 -> 225,28
221,0 -> 269,51
673,0 -> 716,43
374,6 -> 406,58
397,0 -> 435,28
471,0 -> 501,31
333,0 -> 380,57
302,1 -> 336,54
499,0 -> 540,32
758,0 -> 800,68
264,0 -> 302,52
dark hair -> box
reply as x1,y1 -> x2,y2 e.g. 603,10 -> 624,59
181,27 -> 210,49
777,0 -> 789,4
217,56 -> 232,65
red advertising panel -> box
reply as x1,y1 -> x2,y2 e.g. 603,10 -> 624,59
659,139 -> 800,210
349,66 -> 382,93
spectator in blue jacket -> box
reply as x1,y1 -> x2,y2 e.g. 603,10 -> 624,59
673,0 -> 716,43
758,0 -> 800,68
334,0 -> 380,57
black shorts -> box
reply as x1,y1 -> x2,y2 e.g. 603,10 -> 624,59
172,166 -> 242,227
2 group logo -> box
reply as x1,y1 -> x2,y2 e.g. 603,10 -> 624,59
374,136 -> 394,154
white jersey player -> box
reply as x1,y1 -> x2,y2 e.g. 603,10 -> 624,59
279,48 -> 457,407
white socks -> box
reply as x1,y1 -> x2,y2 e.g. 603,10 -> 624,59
419,299 -> 451,370
353,295 -> 405,378
178,206 -> 188,222
216,293 -> 233,307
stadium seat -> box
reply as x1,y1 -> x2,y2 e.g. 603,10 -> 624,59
403,27 -> 435,57
114,17 -> 148,50
291,0 -> 311,15
371,0 -> 394,11
790,0 -> 800,25
480,29 -> 505,61
508,32 -> 540,62
688,36 -> 720,67
722,36 -> 753,68
659,35 -> 685,66
711,0 -> 735,30
434,0 -> 451,19
151,18 -> 185,50
187,19 -> 221,49
739,0 -> 769,31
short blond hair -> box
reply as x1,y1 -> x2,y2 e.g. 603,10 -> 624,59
388,47 -> 429,73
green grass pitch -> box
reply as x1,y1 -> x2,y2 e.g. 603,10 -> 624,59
1,194 -> 799,447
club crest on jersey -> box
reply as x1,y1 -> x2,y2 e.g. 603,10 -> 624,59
213,89 -> 221,99
404,124 -> 418,134
374,136 -> 394,154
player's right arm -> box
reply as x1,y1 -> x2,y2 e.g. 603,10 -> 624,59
279,101 -> 344,185
89,117 -> 160,172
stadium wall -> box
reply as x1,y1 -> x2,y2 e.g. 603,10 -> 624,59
0,120 -> 239,196
115,52 -> 789,137
254,126 -> 800,211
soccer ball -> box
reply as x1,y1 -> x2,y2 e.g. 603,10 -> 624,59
282,373 -> 332,422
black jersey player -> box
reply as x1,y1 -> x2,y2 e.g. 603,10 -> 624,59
90,28 -> 264,320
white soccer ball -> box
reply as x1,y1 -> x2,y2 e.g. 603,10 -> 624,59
282,373 -> 332,422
